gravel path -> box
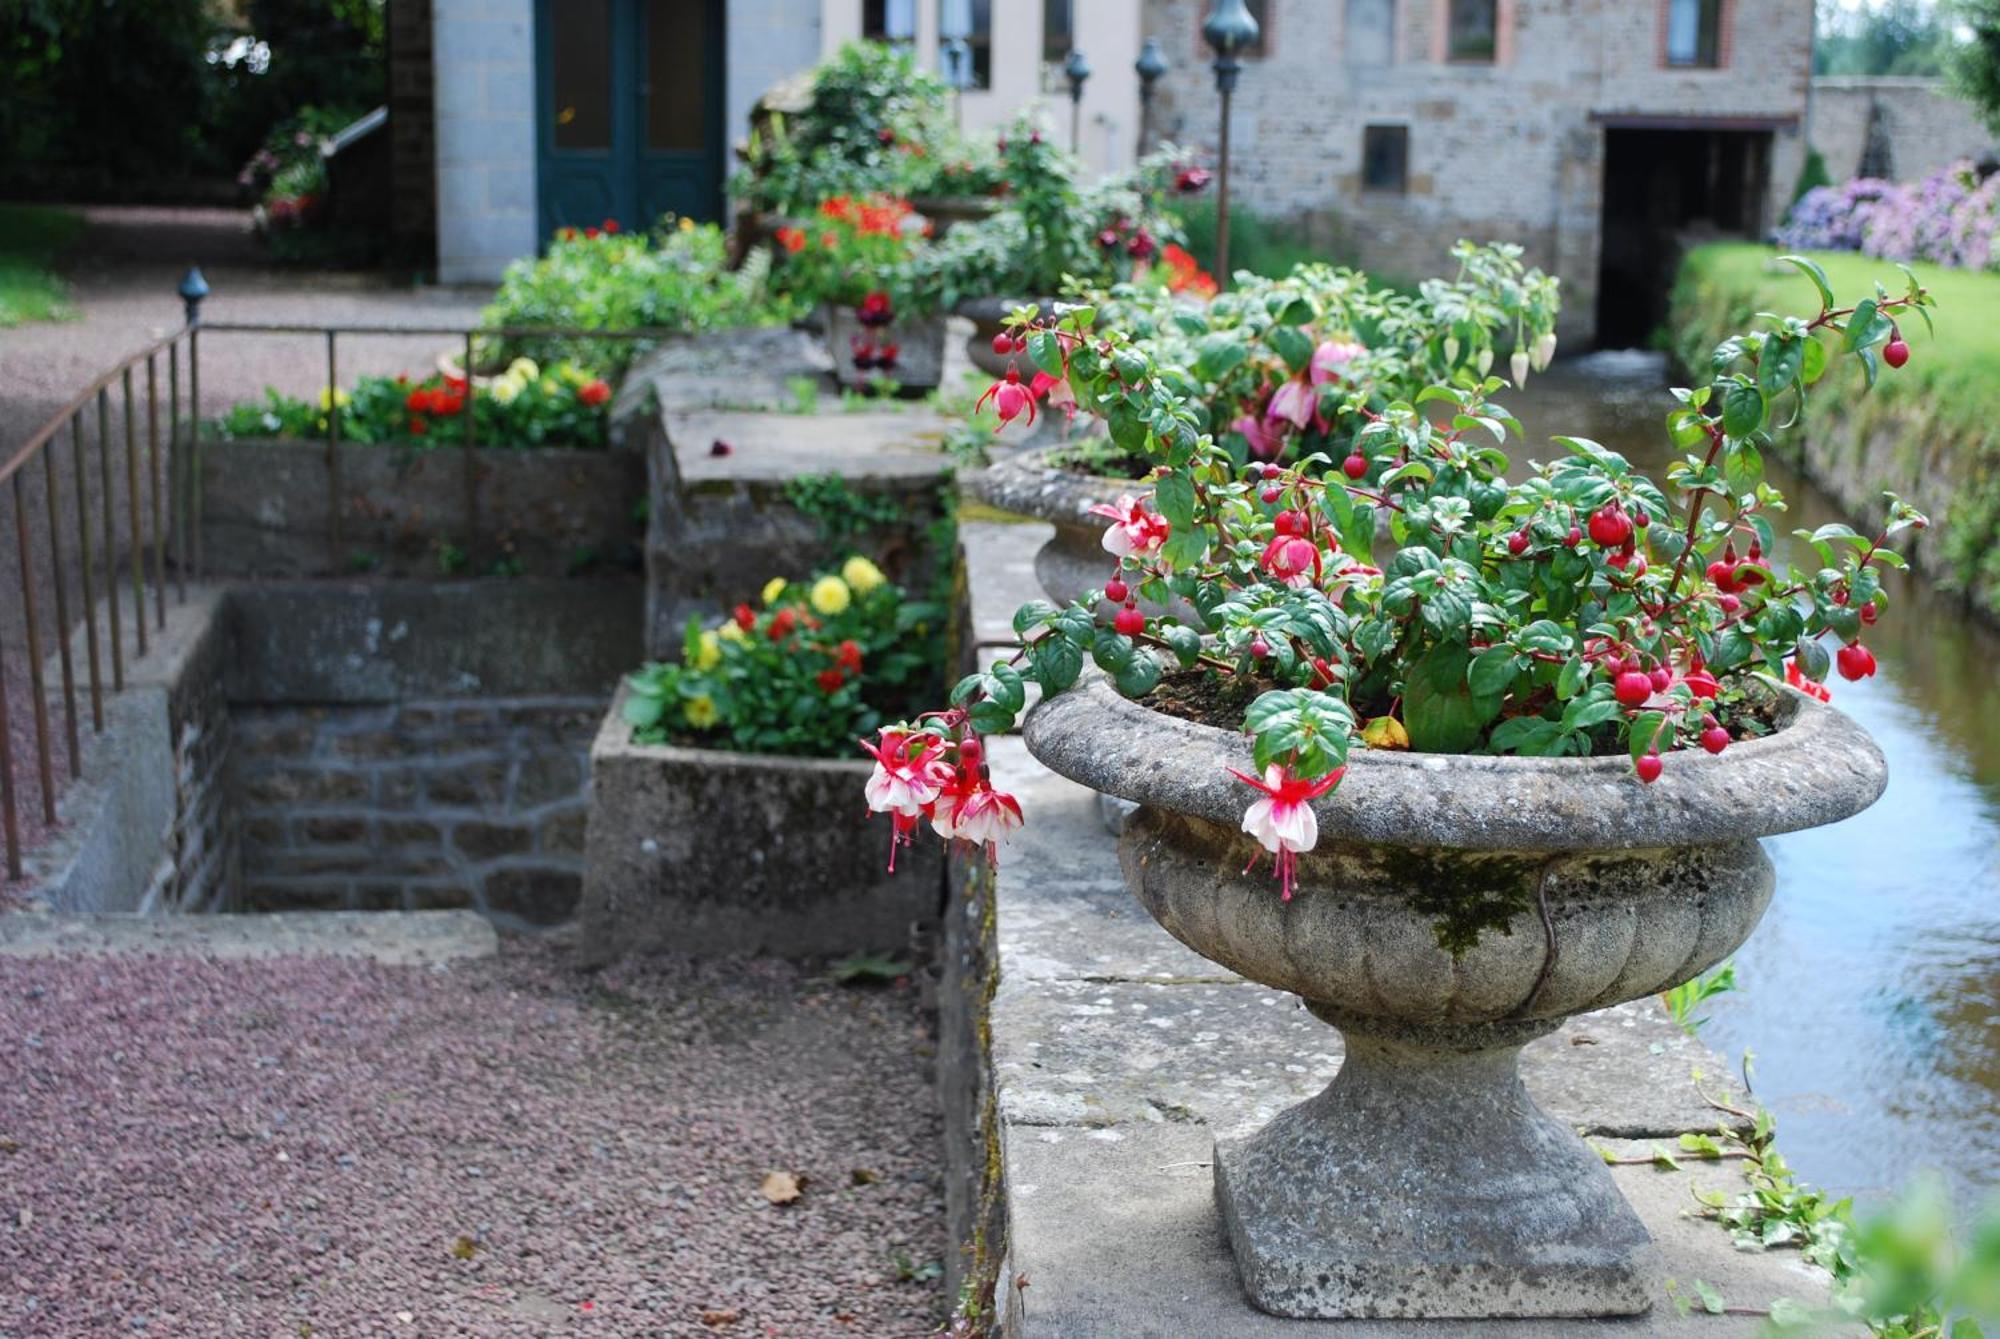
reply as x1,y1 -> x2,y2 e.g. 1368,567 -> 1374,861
0,938 -> 949,1336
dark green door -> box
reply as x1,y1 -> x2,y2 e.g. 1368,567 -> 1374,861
535,0 -> 725,239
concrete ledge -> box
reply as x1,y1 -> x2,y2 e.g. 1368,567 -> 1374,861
0,909 -> 498,965
577,685 -> 945,959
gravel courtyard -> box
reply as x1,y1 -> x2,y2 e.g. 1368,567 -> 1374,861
0,938 -> 948,1337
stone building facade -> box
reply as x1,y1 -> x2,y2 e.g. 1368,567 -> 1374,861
1139,0 -> 1815,344
1809,76 -> 1995,184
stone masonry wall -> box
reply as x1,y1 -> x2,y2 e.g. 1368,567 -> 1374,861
141,608 -> 237,915
1140,0 -> 1813,342
432,0 -> 535,282
1809,77 -> 1994,185
230,697 -> 600,929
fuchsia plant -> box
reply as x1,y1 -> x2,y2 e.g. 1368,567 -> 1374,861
862,254 -> 1934,895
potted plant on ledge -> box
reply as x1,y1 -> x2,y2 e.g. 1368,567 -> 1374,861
777,194 -> 945,392
864,258 -> 1932,1318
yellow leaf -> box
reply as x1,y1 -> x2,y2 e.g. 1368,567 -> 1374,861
1360,715 -> 1410,750
759,1170 -> 802,1205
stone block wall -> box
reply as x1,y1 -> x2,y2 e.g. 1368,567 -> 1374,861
1809,77 -> 1995,185
432,0 -> 536,282
230,697 -> 600,928
144,600 -> 237,913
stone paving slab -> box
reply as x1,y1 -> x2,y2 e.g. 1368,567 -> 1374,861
670,406 -> 957,483
1001,1124 -> 1851,1337
961,517 -> 1055,651
0,909 -> 499,965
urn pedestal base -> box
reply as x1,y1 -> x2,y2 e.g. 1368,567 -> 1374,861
1214,1021 -> 1655,1319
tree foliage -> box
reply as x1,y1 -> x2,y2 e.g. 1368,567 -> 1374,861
1815,0 -> 1960,77
1954,0 -> 2000,137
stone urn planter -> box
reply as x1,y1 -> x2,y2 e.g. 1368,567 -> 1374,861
911,194 -> 1000,238
967,442 -> 1177,620
823,304 -> 946,393
1022,672 -> 1887,1319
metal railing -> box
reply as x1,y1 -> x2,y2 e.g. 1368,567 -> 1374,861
0,270 -> 681,881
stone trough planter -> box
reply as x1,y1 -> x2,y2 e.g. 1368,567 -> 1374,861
200,437 -> 645,579
578,684 -> 945,960
1023,672 -> 1888,1319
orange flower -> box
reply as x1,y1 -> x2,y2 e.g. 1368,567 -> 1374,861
774,227 -> 806,254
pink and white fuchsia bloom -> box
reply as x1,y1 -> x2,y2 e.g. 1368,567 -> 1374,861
1091,494 -> 1171,558
1227,764 -> 1347,901
1310,339 -> 1365,386
860,729 -> 953,870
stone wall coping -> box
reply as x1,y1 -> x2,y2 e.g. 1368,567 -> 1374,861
1025,670 -> 1887,853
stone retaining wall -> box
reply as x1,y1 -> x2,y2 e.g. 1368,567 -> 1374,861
232,697 -> 598,927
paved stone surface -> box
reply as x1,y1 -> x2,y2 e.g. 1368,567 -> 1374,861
961,518 -> 1054,655
1001,1124 -> 1853,1337
670,407 -> 954,484
0,908 -> 498,965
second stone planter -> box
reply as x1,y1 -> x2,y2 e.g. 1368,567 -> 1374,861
967,442 -> 1162,618
1023,672 -> 1887,1319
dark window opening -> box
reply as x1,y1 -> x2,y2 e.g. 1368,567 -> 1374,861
965,0 -> 992,88
551,0 -> 612,150
863,0 -> 916,44
1043,0 -> 1072,63
1447,0 -> 1497,62
1665,0 -> 1723,68
1362,124 -> 1408,192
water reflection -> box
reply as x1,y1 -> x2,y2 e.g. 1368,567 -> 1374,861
1510,353 -> 2000,1216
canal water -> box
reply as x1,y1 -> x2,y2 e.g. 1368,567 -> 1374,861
1513,352 -> 1999,1220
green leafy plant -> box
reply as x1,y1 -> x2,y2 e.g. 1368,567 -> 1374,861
1662,959 -> 1737,1034
863,250 -> 1932,911
483,219 -> 804,377
623,558 -> 945,759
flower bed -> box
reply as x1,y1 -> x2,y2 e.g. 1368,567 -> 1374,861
1777,160 -> 2000,273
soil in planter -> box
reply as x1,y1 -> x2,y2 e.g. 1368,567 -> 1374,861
1048,437 -> 1153,482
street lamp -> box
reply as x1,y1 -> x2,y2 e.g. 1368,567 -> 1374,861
1063,49 -> 1092,155
940,0 -> 973,125
1134,37 -> 1168,157
1201,0 -> 1259,289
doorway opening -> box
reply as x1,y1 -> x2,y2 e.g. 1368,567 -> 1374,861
1595,124 -> 1774,348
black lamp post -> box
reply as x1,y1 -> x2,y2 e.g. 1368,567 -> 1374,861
1062,49 -> 1092,154
1134,37 -> 1168,157
1201,0 -> 1258,289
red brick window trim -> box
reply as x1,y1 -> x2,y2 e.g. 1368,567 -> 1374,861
1432,0 -> 1513,66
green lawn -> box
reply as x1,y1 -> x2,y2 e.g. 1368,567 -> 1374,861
0,204 -> 85,327
1673,242 -> 2000,423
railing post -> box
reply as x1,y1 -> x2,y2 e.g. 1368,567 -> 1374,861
0,622 -> 18,882
146,353 -> 165,630
463,329 -> 479,565
97,388 -> 123,691
179,270 -> 206,585
168,340 -> 185,603
123,367 -> 147,659
40,447 -> 79,778
70,414 -> 103,733
13,476 -> 56,825
326,329 -> 343,569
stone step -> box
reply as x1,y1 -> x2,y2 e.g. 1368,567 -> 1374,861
0,910 -> 498,966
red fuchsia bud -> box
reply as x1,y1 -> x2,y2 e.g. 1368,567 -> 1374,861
1860,600 -> 1879,625
1507,530 -> 1530,556
1746,540 -> 1763,562
1565,525 -> 1583,548
1342,454 -> 1368,480
1883,338 -> 1910,369
991,332 -> 1014,357
1649,666 -> 1672,693
1114,605 -> 1145,637
1249,638 -> 1270,658
1636,752 -> 1664,784
1701,725 -> 1730,755
1719,593 -> 1742,614
1011,334 -> 1028,353
1706,559 -> 1739,592
1262,462 -> 1282,480
1684,669 -> 1720,699
1602,653 -> 1626,677
1104,577 -> 1130,604
1836,642 -> 1878,681
877,127 -> 895,144
1262,486 -> 1283,505
1098,228 -> 1121,249
1588,502 -> 1632,548
1614,670 -> 1653,708
1833,588 -> 1850,606
957,736 -> 983,769
1634,510 -> 1650,527
1273,509 -> 1306,536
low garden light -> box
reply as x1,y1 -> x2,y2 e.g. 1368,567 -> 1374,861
1135,38 -> 1168,156
1201,0 -> 1260,289
1063,49 -> 1092,154
178,266 -> 210,326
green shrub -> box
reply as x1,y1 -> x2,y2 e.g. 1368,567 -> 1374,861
1176,199 -> 1350,283
212,358 -> 614,449
483,220 -> 805,375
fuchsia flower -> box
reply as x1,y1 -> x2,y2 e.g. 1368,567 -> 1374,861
1310,339 -> 1366,386
1265,377 -> 1315,431
976,368 -> 1037,430
1091,495 -> 1171,558
933,779 -> 1023,854
860,729 -> 953,870
1260,534 -> 1322,589
1232,411 -> 1285,461
1029,369 -> 1077,417
1228,764 -> 1346,901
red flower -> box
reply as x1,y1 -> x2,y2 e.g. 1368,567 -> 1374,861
768,608 -> 798,641
975,367 -> 1036,431
775,227 -> 807,254
602,218 -> 620,234
734,603 -> 756,630
856,291 -> 895,328
584,226 -> 601,239
817,668 -> 846,692
835,639 -> 864,674
408,417 -> 428,436
577,379 -> 612,407
1174,166 -> 1213,194
405,388 -> 431,414
559,227 -> 579,241
433,391 -> 465,417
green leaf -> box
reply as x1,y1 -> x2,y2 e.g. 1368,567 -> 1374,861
1153,472 -> 1197,529
1012,600 -> 1058,637
1403,642 -> 1494,754
1629,710 -> 1667,763
1194,333 -> 1248,382
1027,330 -> 1066,378
1557,655 -> 1588,700
1693,1280 -> 1725,1316
967,699 -> 1016,734
1800,335 -> 1829,386
1778,254 -> 1834,310
1721,382 -> 1766,438
1267,323 -> 1314,374
1468,646 -> 1521,700
1113,652 -> 1162,698
1091,629 -> 1135,672
1029,634 -> 1083,693
1160,624 -> 1203,668
1758,335 -> 1804,395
